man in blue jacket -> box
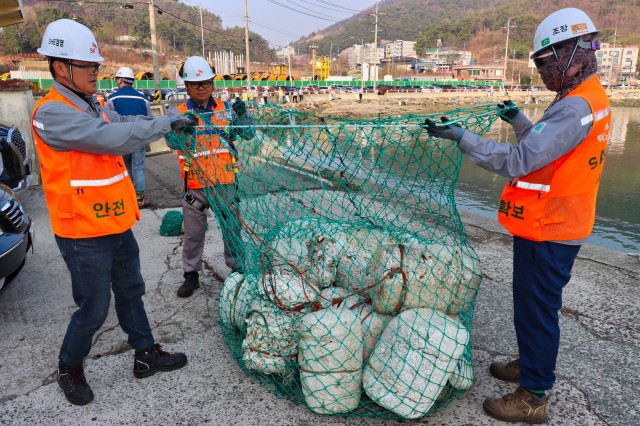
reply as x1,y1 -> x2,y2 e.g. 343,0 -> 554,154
107,67 -> 152,207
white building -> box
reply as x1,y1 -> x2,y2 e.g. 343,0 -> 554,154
596,43 -> 638,84
348,43 -> 385,68
385,40 -> 417,59
422,47 -> 473,72
277,45 -> 295,59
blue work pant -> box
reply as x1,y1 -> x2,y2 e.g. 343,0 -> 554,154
55,230 -> 154,367
124,147 -> 146,194
512,236 -> 580,390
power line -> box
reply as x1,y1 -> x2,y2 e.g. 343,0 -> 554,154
292,0 -> 360,14
276,0 -> 343,20
265,0 -> 341,22
249,19 -> 300,39
311,0 -> 361,13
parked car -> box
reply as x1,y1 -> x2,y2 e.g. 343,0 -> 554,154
0,121 -> 31,192
138,88 -> 175,102
420,85 -> 442,93
169,87 -> 188,100
376,84 -> 393,95
0,120 -> 33,290
96,88 -> 115,98
0,184 -> 33,289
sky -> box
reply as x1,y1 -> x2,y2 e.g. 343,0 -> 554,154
192,0 -> 381,49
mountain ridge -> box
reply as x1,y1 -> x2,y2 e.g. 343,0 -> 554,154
295,0 -> 640,61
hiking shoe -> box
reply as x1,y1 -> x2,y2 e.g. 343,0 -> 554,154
490,358 -> 520,383
136,195 -> 151,209
57,363 -> 94,405
177,271 -> 200,298
133,344 -> 188,378
483,386 -> 549,424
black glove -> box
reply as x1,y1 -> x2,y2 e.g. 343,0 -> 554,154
232,99 -> 247,118
423,116 -> 464,142
229,99 -> 256,141
166,106 -> 198,131
497,100 -> 519,123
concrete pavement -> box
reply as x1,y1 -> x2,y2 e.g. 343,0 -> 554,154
0,152 -> 638,425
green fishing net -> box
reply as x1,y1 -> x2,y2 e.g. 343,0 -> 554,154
166,102 -> 506,419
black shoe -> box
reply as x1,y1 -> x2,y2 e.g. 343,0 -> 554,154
177,271 -> 200,298
57,363 -> 94,405
133,344 -> 188,379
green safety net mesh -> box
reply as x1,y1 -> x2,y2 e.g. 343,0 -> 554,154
167,102 -> 505,419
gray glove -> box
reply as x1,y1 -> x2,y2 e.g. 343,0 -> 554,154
497,100 -> 519,123
166,106 -> 198,131
423,117 -> 464,142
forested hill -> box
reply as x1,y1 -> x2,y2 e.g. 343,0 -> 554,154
296,0 -> 640,60
0,0 -> 276,63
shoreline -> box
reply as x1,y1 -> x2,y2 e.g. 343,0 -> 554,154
292,88 -> 640,118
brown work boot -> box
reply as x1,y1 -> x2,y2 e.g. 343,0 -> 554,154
483,386 -> 549,424
490,358 -> 520,383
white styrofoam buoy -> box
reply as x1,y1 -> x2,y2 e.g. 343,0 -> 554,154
369,241 -> 482,315
219,271 -> 246,329
336,228 -> 393,294
242,298 -> 298,376
363,308 -> 469,419
259,265 -> 320,311
449,345 -> 474,390
298,306 -> 364,414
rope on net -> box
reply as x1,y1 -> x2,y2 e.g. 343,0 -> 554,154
166,102 -> 505,419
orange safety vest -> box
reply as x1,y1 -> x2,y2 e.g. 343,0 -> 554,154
498,75 -> 611,241
32,87 -> 139,238
177,100 -> 235,188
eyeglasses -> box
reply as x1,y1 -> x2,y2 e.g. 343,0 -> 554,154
533,49 -> 557,68
186,81 -> 213,89
69,62 -> 101,73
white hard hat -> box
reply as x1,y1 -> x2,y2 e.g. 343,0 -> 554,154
181,56 -> 215,82
115,67 -> 135,79
531,8 -> 599,58
37,19 -> 104,62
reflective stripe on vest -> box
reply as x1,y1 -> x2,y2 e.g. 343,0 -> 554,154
515,181 -> 551,192
177,148 -> 229,160
70,170 -> 129,187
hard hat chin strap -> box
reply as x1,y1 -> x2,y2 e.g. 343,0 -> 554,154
63,60 -> 94,98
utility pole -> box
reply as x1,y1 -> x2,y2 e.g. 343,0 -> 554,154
287,42 -> 292,82
511,48 -> 516,85
502,17 -> 516,91
370,2 -> 383,91
244,0 -> 251,90
199,5 -> 205,57
148,0 -> 160,95
607,29 -> 618,89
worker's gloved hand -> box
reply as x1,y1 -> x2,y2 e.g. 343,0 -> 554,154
497,100 -> 519,123
423,116 -> 464,142
229,99 -> 256,141
232,99 -> 247,118
166,106 -> 198,131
